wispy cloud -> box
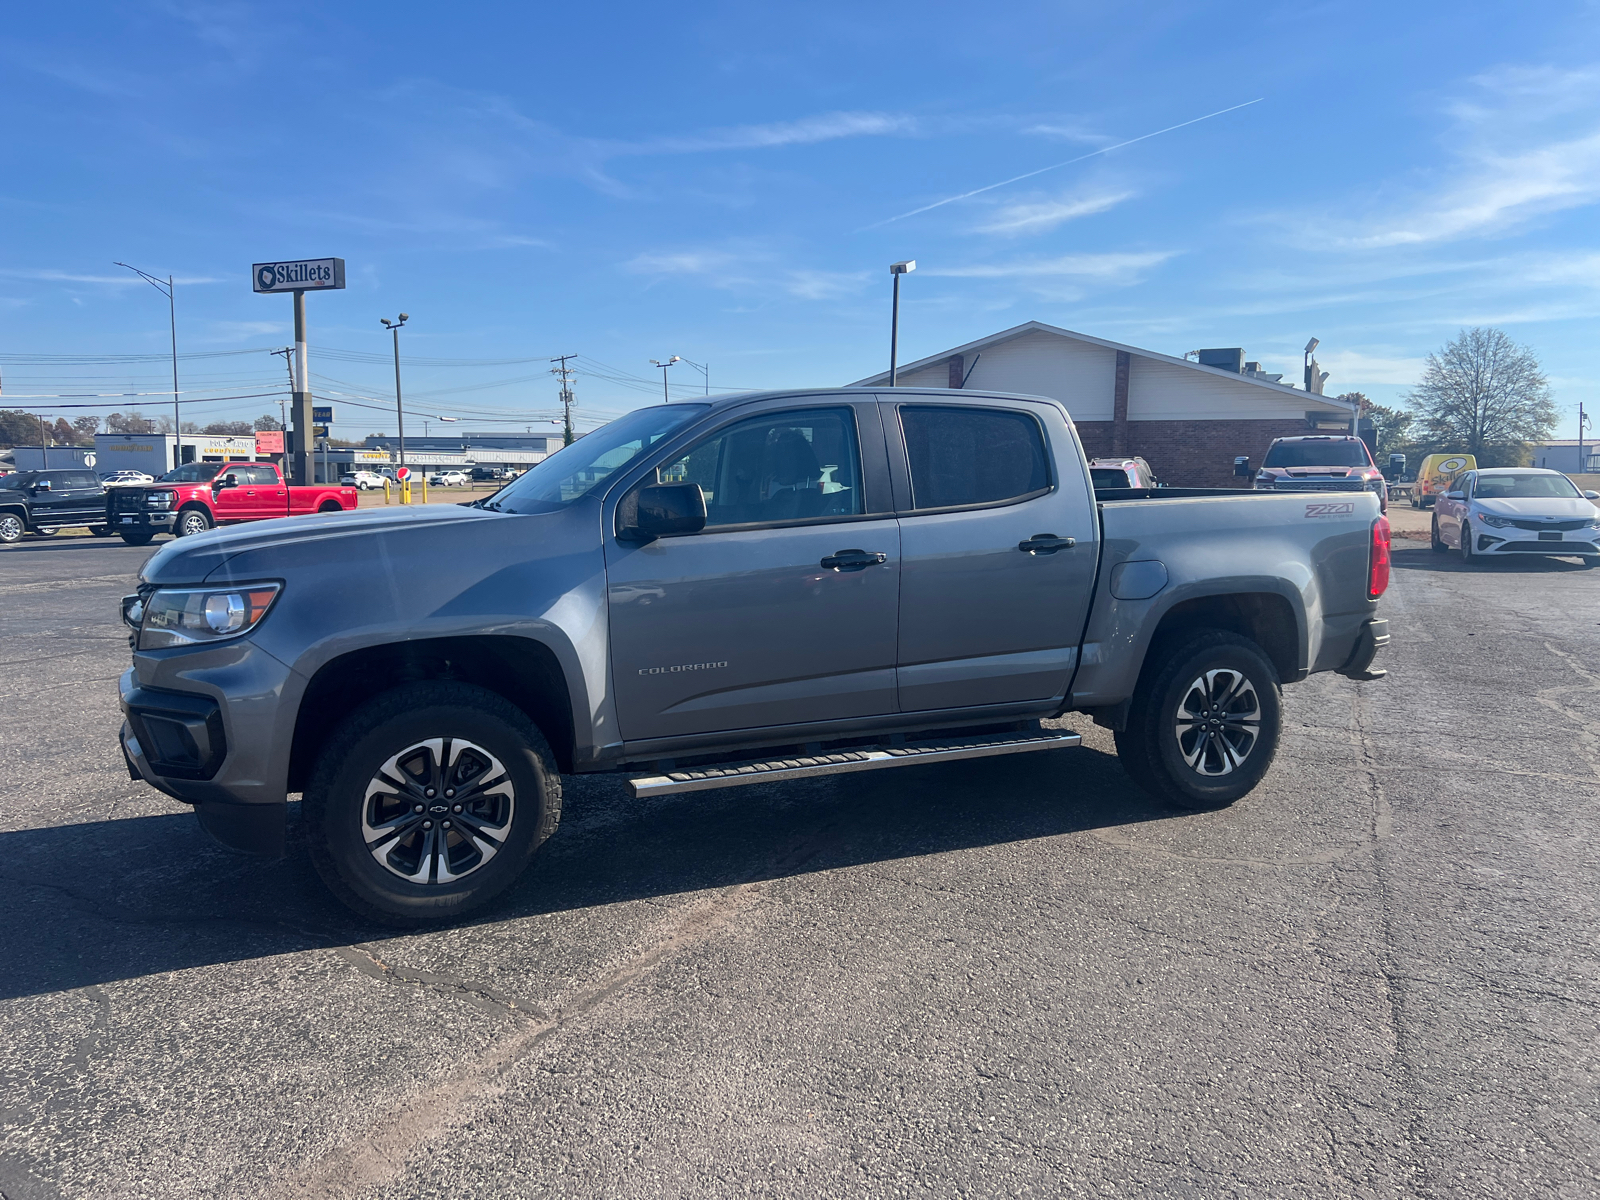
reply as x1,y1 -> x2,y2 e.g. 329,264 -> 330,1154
0,268 -> 225,286
921,251 -> 1177,281
1290,66 -> 1600,249
976,188 -> 1136,235
623,246 -> 869,300
620,111 -> 916,155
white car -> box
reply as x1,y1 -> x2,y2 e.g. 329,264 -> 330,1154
428,470 -> 469,486
100,470 -> 155,486
1432,468 -> 1600,565
340,470 -> 387,490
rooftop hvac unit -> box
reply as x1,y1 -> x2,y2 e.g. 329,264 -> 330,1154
1196,347 -> 1245,373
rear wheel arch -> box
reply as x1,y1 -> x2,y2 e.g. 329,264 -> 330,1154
1139,590 -> 1300,687
288,635 -> 578,792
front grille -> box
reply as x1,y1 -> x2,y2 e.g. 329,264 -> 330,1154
1507,518 -> 1588,531
1270,479 -> 1368,492
110,489 -> 145,513
1495,541 -> 1598,553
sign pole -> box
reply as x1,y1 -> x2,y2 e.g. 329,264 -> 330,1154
290,289 -> 314,486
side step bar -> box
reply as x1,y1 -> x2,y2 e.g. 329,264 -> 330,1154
628,731 -> 1081,799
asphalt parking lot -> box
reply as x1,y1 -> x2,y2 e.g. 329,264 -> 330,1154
1,534 -> 1597,1198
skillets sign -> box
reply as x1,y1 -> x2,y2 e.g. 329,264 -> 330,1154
252,258 -> 346,293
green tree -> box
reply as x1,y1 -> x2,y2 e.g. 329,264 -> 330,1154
1407,328 -> 1556,466
72,415 -> 100,441
0,410 -> 42,447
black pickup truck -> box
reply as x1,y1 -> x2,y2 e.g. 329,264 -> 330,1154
0,469 -> 112,543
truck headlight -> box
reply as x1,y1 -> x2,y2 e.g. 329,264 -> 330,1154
1478,514 -> 1517,528
145,490 -> 175,510
137,584 -> 281,649
1255,474 -> 1274,489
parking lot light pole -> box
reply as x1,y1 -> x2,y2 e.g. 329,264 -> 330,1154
113,262 -> 180,467
889,261 -> 915,386
381,315 -> 409,470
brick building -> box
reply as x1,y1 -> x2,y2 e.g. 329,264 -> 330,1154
848,322 -> 1357,488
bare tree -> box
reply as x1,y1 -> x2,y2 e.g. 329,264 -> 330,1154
1408,328 -> 1556,466
253,414 -> 283,431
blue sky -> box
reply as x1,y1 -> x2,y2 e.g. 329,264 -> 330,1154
3,1 -> 1597,441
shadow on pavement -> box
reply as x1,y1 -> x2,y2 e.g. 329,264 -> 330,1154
0,742 -> 1167,1000
1391,546 -> 1597,575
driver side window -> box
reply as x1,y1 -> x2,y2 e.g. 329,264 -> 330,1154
654,407 -> 863,529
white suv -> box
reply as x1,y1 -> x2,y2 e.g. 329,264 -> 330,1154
340,470 -> 387,490
428,470 -> 469,486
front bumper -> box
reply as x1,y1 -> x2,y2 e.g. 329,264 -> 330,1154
118,642 -> 297,857
1336,618 -> 1389,681
111,509 -> 177,532
1475,530 -> 1600,556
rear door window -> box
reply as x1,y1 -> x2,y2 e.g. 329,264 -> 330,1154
900,406 -> 1050,511
654,407 -> 863,529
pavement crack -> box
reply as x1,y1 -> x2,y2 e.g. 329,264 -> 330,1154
330,943 -> 552,1022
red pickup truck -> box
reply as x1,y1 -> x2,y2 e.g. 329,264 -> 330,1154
107,461 -> 357,545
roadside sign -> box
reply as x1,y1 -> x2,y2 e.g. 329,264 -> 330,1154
395,466 -> 411,481
312,425 -> 329,438
255,430 -> 285,455
252,259 -> 346,293
83,453 -> 96,468
312,406 -> 334,423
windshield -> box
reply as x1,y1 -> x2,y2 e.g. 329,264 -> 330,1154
485,405 -> 709,514
157,463 -> 223,483
1263,440 -> 1371,469
1091,467 -> 1132,488
0,473 -> 34,490
1474,473 -> 1582,500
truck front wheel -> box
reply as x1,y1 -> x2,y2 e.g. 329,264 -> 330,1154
1114,631 -> 1282,811
176,506 -> 212,537
304,682 -> 563,925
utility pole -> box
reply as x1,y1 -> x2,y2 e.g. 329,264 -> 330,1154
1580,401 -> 1589,475
37,413 -> 48,469
270,346 -> 294,432
550,354 -> 577,446
651,356 -> 680,403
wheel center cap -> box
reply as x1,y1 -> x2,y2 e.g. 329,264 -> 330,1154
429,804 -> 449,814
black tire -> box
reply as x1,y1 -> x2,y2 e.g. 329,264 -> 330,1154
90,525 -> 114,537
1113,630 -> 1282,812
175,506 -> 212,537
318,501 -> 342,513
119,530 -> 155,546
1459,520 -> 1475,565
0,514 -> 23,545
1431,517 -> 1447,552
303,681 -> 563,925
34,527 -> 59,537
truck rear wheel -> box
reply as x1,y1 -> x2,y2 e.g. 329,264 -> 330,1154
1114,631 -> 1282,811
304,682 -> 563,925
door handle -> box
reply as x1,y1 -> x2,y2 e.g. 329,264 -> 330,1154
1018,534 -> 1075,554
820,549 -> 888,571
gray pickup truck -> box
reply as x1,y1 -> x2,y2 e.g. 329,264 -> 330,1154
117,389 -> 1391,923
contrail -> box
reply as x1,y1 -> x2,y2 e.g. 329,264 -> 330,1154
860,97 -> 1264,231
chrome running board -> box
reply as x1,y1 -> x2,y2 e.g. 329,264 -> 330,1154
628,731 -> 1081,799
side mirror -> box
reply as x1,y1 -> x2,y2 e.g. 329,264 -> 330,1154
1585,490 -> 1600,501
619,482 -> 707,542
1444,490 -> 1464,500
214,473 -> 239,490
31,481 -> 51,493
1233,456 -> 1252,477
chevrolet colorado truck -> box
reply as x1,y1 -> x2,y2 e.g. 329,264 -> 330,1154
117,389 -> 1391,924
107,460 -> 356,545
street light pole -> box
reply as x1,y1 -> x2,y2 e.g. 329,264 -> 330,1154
650,356 -> 680,403
113,263 -> 181,467
381,315 -> 410,470
682,358 -> 710,395
889,261 -> 915,386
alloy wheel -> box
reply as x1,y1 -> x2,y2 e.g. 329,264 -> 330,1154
1173,668 -> 1262,776
179,510 -> 209,536
361,737 -> 515,885
0,514 -> 22,543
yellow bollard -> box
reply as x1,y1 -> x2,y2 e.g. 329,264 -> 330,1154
422,476 -> 429,504
384,478 -> 391,505
401,479 -> 412,505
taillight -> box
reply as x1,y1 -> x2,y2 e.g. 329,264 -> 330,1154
1368,515 -> 1391,599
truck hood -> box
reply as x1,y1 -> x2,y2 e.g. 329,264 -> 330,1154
1473,497 -> 1600,520
140,503 -> 495,585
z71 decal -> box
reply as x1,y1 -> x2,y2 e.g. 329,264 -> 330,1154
1304,501 -> 1357,518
